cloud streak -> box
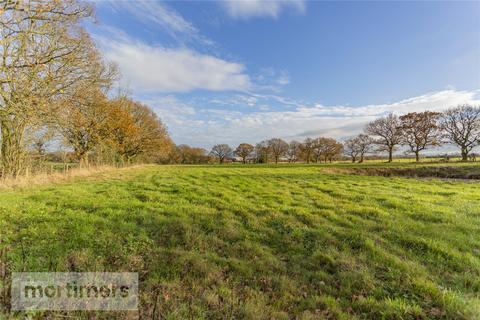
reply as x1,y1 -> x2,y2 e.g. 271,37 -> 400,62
102,0 -> 212,46
142,89 -> 480,148
220,0 -> 306,19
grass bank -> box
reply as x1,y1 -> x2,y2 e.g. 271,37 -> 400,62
321,162 -> 480,179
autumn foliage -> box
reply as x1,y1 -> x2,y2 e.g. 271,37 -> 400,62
0,0 -> 172,176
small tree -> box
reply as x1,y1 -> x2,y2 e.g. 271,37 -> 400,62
300,138 -> 315,164
356,134 -> 373,163
324,138 -> 343,163
235,143 -> 254,164
399,111 -> 441,162
287,141 -> 301,163
174,145 -> 208,164
365,113 -> 402,162
344,138 -> 361,163
312,138 -> 324,163
254,141 -> 270,163
441,105 -> 480,161
267,138 -> 289,164
344,134 -> 373,163
313,137 -> 342,163
210,144 -> 232,164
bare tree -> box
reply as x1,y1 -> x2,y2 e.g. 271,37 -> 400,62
0,0 -> 176,174
286,141 -> 301,163
235,143 -> 254,164
344,138 -> 361,163
254,141 -> 270,163
210,144 -> 232,164
441,105 -> 480,161
399,111 -> 441,162
365,113 -> 402,162
0,0 -> 99,176
344,134 -> 373,163
300,138 -> 315,164
267,138 -> 288,164
312,138 -> 324,163
356,134 -> 373,163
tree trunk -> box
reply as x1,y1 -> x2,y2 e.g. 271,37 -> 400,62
359,154 -> 364,163
461,147 -> 468,162
275,156 -> 278,164
0,121 -> 26,177
80,153 -> 89,168
1,139 -> 22,177
243,157 -> 246,164
415,151 -> 419,162
388,147 -> 393,162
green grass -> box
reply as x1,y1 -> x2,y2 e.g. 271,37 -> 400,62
320,161 -> 480,179
0,163 -> 479,319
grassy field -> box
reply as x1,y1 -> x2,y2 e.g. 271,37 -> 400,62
321,161 -> 480,179
0,163 -> 479,319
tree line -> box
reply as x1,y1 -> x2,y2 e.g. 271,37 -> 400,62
0,0 -> 173,177
205,105 -> 480,164
2,1 -> 478,176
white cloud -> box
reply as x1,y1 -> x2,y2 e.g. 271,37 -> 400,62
276,71 -> 290,86
147,95 -> 196,118
98,35 -> 250,92
141,95 -> 206,144
102,0 -> 212,46
89,4 -> 290,94
143,89 -> 480,148
211,94 -> 258,107
296,89 -> 480,118
221,0 -> 306,19
253,68 -> 290,92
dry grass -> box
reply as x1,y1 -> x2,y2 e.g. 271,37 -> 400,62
0,164 -> 145,190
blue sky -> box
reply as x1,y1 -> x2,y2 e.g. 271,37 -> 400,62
88,0 -> 480,148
